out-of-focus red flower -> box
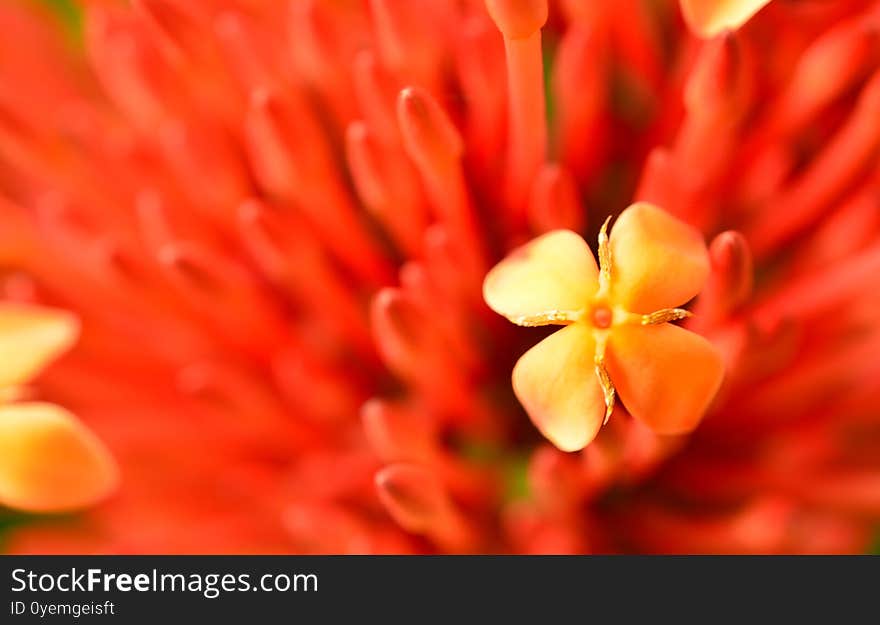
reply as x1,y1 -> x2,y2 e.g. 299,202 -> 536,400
0,0 -> 878,554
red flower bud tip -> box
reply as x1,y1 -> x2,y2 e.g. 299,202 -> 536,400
527,445 -> 586,510
286,0 -> 362,125
755,242 -> 880,330
750,70 -> 880,257
684,32 -> 751,120
84,7 -> 170,129
770,18 -> 880,136
397,87 -> 463,172
694,231 -> 754,323
376,463 -> 474,551
247,89 -> 394,286
455,17 -> 506,173
361,399 -> 436,464
245,88 -> 302,197
397,87 -> 486,273
794,472 -> 880,516
345,121 -> 428,257
352,51 -> 400,147
133,0 -> 198,66
158,119 -> 249,214
485,0 -> 548,40
284,503 -> 375,555
214,11 -> 276,91
369,0 -> 445,90
157,242 -> 222,294
237,199 -> 288,280
177,361 -> 291,438
370,288 -> 423,380
528,164 -> 586,235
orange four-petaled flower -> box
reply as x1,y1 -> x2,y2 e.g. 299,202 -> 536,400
484,203 -> 725,451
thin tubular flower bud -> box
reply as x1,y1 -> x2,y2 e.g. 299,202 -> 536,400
352,51 -> 402,147
397,87 -> 487,272
361,399 -> 437,464
767,18 -> 880,137
455,17 -> 507,180
369,0 -> 446,92
693,231 -> 754,324
528,164 -> 585,235
486,0 -> 548,216
375,464 -> 475,552
552,23 -> 607,182
246,88 -> 393,285
750,70 -> 880,256
346,121 -> 428,257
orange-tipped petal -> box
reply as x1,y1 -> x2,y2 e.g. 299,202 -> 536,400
483,230 -> 598,324
513,324 -> 604,452
0,403 -> 119,512
680,0 -> 772,38
0,304 -> 79,390
609,203 -> 710,313
607,324 -> 724,435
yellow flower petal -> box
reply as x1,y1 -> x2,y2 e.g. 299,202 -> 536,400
0,303 -> 79,390
483,230 -> 598,324
607,323 -> 724,434
609,203 -> 710,313
513,324 -> 604,452
0,403 -> 119,512
680,0 -> 772,38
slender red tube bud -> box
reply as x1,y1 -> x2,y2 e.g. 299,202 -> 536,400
84,7 -> 172,129
346,121 -> 428,257
397,87 -> 486,272
352,51 -> 401,146
684,32 -> 751,120
361,399 -> 436,464
238,199 -> 376,362
750,70 -> 880,257
486,0 -> 548,216
369,0 -> 445,91
157,119 -> 248,217
553,23 -> 607,182
694,231 -> 754,323
527,164 -> 585,235
246,88 -> 393,285
397,87 -> 463,171
375,463 -> 475,551
214,11 -> 277,91
456,17 -> 507,178
769,18 -> 880,135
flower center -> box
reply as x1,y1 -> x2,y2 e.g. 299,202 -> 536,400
590,305 -> 613,329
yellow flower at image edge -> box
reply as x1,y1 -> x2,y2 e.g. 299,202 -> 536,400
484,203 -> 725,452
679,0 -> 773,38
0,304 -> 118,512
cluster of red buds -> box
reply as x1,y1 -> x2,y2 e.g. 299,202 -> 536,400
0,0 -> 878,553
